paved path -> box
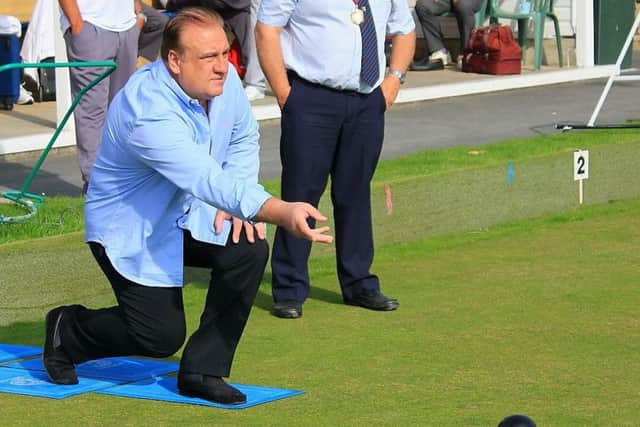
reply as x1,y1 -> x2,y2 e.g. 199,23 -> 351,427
1,75 -> 638,197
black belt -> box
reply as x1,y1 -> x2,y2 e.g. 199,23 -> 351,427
286,70 -> 365,96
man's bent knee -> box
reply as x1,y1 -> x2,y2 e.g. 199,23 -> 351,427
131,323 -> 186,358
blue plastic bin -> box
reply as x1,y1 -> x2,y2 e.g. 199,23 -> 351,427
0,34 -> 21,110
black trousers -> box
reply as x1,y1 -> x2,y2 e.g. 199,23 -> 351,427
415,0 -> 483,54
270,72 -> 385,304
60,230 -> 268,377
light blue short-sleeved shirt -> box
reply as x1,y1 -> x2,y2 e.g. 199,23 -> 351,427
258,0 -> 414,93
85,61 -> 271,287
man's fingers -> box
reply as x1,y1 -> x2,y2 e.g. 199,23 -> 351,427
244,221 -> 255,243
255,223 -> 267,240
214,210 -> 230,234
309,226 -> 333,244
232,217 -> 243,243
305,205 -> 327,222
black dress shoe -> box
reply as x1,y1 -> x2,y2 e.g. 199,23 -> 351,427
271,301 -> 302,319
344,290 -> 399,311
43,305 -> 80,385
178,373 -> 247,405
410,58 -> 445,72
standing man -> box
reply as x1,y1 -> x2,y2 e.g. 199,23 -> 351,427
43,8 -> 332,405
58,0 -> 141,192
256,1 -> 415,319
411,0 -> 484,71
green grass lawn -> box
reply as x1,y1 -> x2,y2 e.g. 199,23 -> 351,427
1,131 -> 639,425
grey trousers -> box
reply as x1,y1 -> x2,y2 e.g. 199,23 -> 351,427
64,22 -> 139,186
138,3 -> 169,61
414,0 -> 483,56
243,0 -> 265,90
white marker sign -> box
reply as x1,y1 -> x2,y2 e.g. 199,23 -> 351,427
574,150 -> 589,181
573,150 -> 589,204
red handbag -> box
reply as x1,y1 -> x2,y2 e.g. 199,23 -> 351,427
228,38 -> 246,79
462,24 -> 522,75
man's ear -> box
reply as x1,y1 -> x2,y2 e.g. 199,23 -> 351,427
166,50 -> 181,75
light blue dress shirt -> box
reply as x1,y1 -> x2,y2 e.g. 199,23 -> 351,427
85,61 -> 271,287
258,0 -> 414,93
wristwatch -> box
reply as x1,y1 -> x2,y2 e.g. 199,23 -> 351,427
388,69 -> 406,84
136,12 -> 148,24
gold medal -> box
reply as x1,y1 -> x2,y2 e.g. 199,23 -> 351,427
351,7 -> 364,25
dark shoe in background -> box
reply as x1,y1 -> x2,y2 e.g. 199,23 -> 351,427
43,305 -> 81,385
410,58 -> 445,72
344,290 -> 399,311
271,301 -> 303,319
178,373 -> 247,405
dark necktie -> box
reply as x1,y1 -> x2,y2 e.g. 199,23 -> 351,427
358,0 -> 379,86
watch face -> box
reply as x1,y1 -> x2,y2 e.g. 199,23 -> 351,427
391,70 -> 405,83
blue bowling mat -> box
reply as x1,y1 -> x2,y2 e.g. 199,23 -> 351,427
5,356 -> 178,382
97,376 -> 304,409
0,367 -> 119,399
0,344 -> 41,363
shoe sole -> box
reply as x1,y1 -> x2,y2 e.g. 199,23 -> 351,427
344,300 -> 399,311
271,309 -> 302,319
177,387 -> 247,405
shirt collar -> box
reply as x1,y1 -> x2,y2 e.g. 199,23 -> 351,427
153,60 -> 205,110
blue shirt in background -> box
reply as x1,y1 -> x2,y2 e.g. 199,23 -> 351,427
258,0 -> 414,93
85,61 -> 271,287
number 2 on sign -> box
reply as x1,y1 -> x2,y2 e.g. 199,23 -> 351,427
574,150 -> 589,181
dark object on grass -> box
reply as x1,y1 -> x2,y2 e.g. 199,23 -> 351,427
556,122 -> 640,131
498,414 -> 537,427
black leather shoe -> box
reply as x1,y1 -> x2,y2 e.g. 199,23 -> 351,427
271,301 -> 302,319
178,373 -> 247,405
344,290 -> 399,311
410,58 -> 445,71
43,305 -> 80,385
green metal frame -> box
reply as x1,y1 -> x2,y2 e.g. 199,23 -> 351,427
0,60 -> 117,224
489,0 -> 563,70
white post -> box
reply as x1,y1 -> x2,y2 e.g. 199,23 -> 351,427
574,0 -> 594,68
52,0 -> 76,148
579,180 -> 583,204
587,13 -> 640,127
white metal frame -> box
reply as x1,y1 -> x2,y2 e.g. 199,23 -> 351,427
587,12 -> 640,127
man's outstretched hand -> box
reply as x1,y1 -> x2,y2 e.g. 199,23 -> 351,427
256,198 -> 333,244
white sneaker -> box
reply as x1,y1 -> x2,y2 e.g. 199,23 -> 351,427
429,49 -> 452,66
17,84 -> 34,105
244,86 -> 265,102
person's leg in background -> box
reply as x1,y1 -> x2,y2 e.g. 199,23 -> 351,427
138,3 -> 169,62
243,0 -> 266,101
64,23 -> 138,192
330,89 -> 398,311
64,23 -> 114,192
270,77 -> 341,319
178,230 -> 268,404
452,0 -> 484,54
412,0 -> 452,71
109,25 -> 139,102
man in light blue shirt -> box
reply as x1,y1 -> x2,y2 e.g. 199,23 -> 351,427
257,0 -> 415,318
43,7 -> 332,405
